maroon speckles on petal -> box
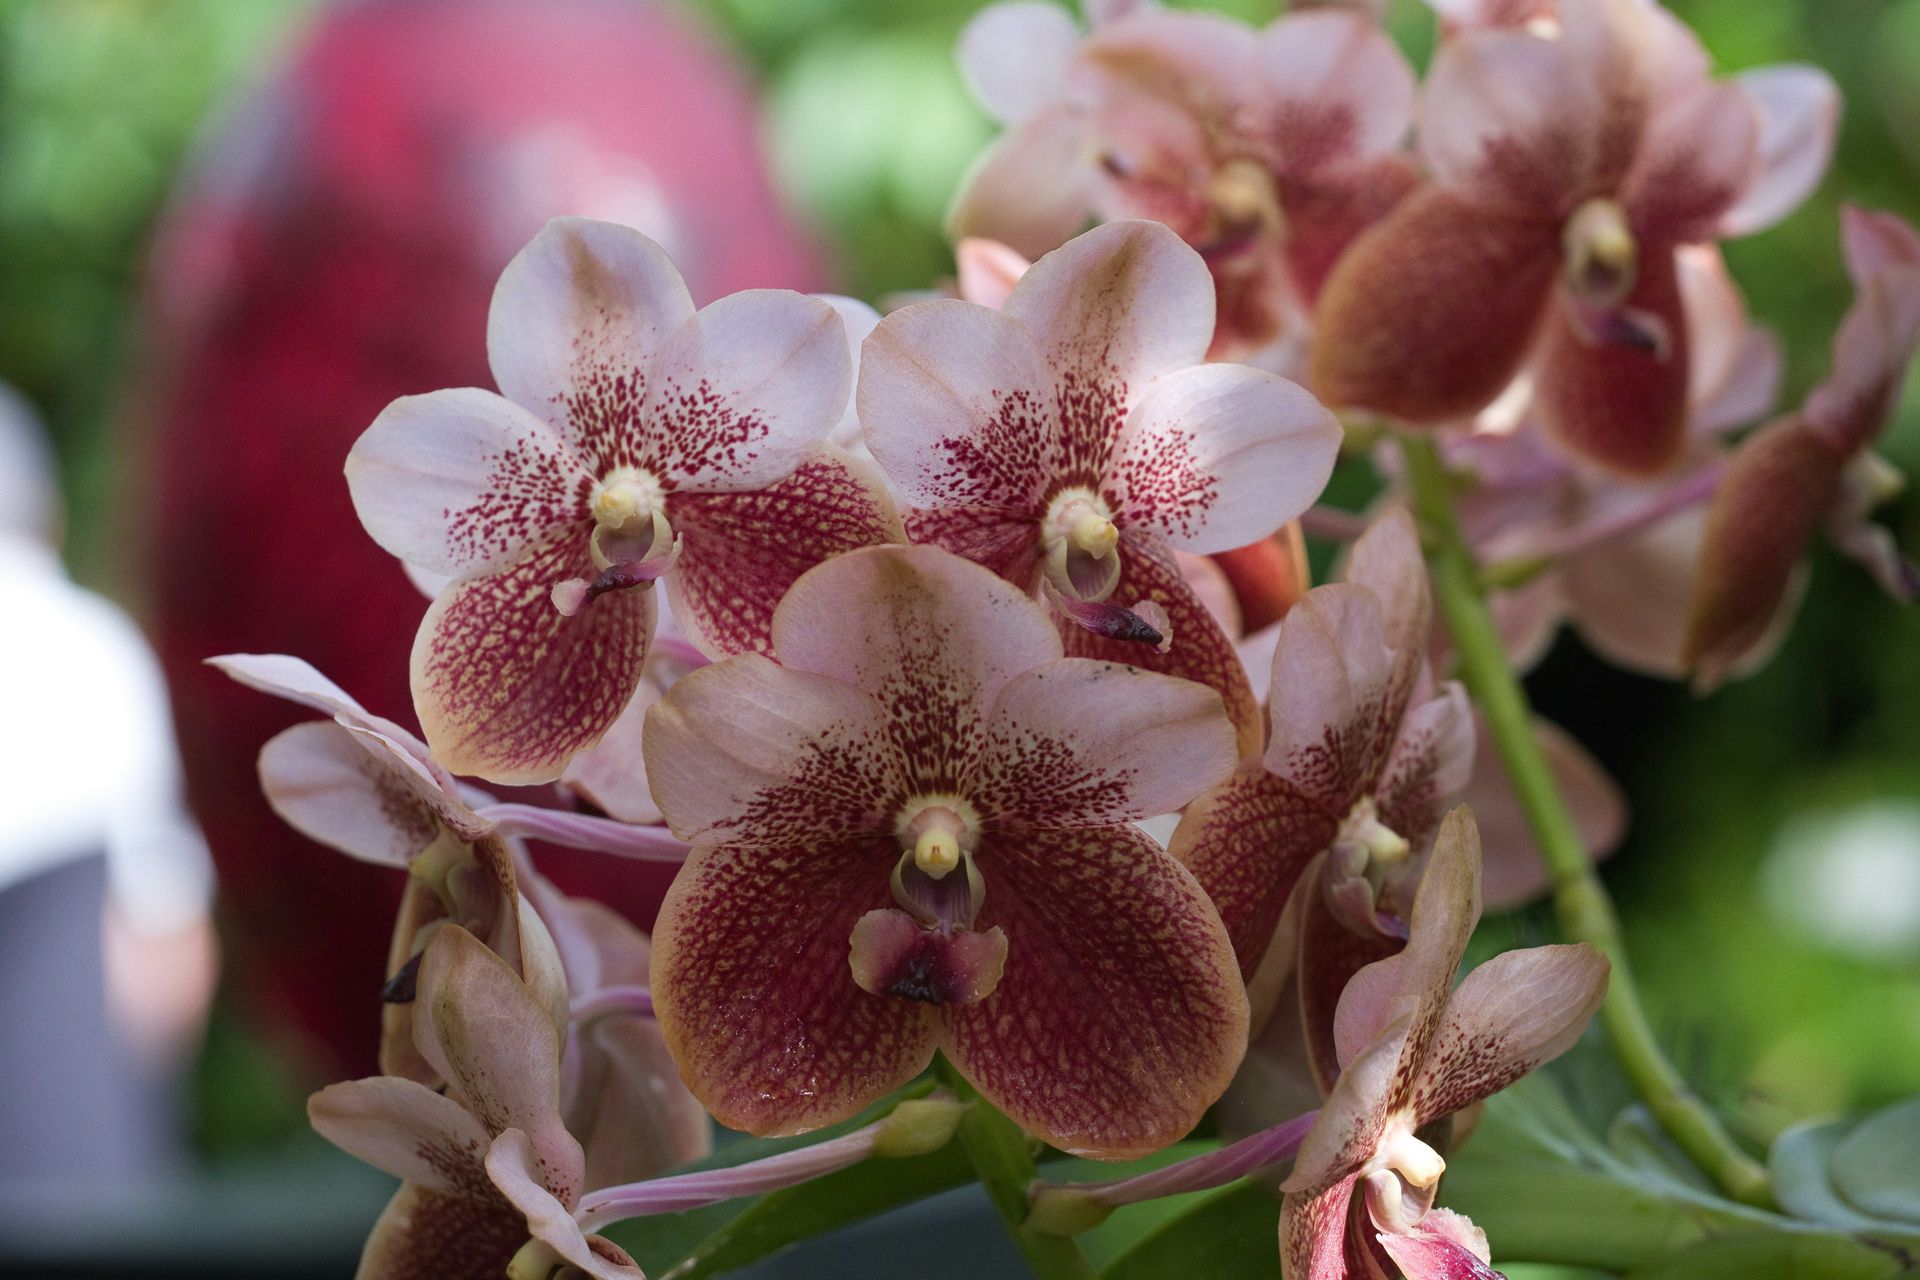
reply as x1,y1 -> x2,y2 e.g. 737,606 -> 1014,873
443,435 -> 593,571
563,347 -> 651,471
651,375 -> 773,479
1109,417 -> 1220,545
413,528 -> 653,783
359,1183 -> 529,1280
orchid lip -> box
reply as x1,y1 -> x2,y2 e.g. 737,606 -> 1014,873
1563,198 -> 1637,310
1369,1120 -> 1447,1191
1041,487 -> 1122,604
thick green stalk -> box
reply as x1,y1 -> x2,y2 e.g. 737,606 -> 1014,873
938,1062 -> 1101,1280
1399,434 -> 1775,1211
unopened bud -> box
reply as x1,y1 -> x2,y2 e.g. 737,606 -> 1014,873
872,1096 -> 968,1159
1026,1186 -> 1116,1236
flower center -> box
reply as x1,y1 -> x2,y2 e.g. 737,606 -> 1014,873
1338,795 -> 1410,870
1205,157 -> 1284,254
1562,197 -> 1637,310
897,795 -> 981,880
1366,1118 -> 1447,1194
588,466 -> 672,571
1040,487 -> 1122,603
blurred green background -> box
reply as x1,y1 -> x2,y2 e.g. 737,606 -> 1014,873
0,0 -> 1915,1166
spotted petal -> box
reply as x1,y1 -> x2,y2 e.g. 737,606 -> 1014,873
971,657 -> 1236,829
947,824 -> 1249,1158
664,447 -> 905,658
639,289 -> 851,492
487,1131 -> 643,1279
1255,9 -> 1417,172
258,722 -> 443,866
1111,362 -> 1339,554
649,839 -> 938,1136
1377,1208 -> 1501,1280
1172,764 -> 1337,981
643,653 -> 898,846
1262,583 -> 1399,811
487,216 -> 694,437
348,388 -> 590,581
355,1182 -> 528,1280
411,530 -> 654,784
308,1075 -> 494,1194
1406,942 -> 1609,1125
1280,1172 -> 1363,1280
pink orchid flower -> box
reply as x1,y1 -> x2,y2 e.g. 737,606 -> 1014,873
346,216 -> 902,784
1311,0 -> 1837,476
210,653 -> 684,1081
860,220 -> 1340,754
1174,510 -> 1473,1089
643,543 -> 1249,1157
1686,206 -> 1920,688
952,2 -> 1419,358
311,924 -> 646,1280
1279,808 -> 1609,1279
1435,246 -> 1786,679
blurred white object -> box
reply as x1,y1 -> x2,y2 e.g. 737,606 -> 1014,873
1764,800 -> 1920,963
0,386 -> 216,1190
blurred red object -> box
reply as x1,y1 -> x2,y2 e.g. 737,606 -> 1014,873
139,0 -> 822,1078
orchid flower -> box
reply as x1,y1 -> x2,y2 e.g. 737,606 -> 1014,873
1311,0 -> 1837,475
1174,511 -> 1473,1088
860,219 -> 1340,753
1435,246 -> 1786,679
1686,206 -> 1920,687
1279,808 -> 1609,1279
311,924 -> 644,1280
642,543 -> 1249,1157
346,216 -> 902,784
952,2 -> 1419,358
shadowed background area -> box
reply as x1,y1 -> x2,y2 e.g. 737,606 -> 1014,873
0,0 -> 1915,1274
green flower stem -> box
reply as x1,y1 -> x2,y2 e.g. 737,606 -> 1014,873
937,1062 -> 1101,1280
1399,433 -> 1776,1212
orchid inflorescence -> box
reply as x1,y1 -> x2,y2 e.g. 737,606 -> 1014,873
215,1 -> 1919,1276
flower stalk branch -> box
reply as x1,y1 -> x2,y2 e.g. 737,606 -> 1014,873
1399,432 -> 1775,1211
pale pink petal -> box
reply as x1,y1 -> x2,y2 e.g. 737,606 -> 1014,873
947,824 -> 1249,1158
770,543 -> 1064,715
308,1075 -> 493,1193
1563,504 -> 1703,677
487,216 -> 694,430
1176,549 -> 1242,638
1378,1207 -> 1500,1280
487,1131 -> 644,1279
902,504 -> 1042,587
1470,714 -> 1626,910
664,447 -> 905,658
642,654 -> 897,846
1110,362 -> 1339,553
258,722 -> 440,866
946,107 -> 1097,260
1718,66 -> 1840,237
558,679 -> 662,825
859,299 -> 1053,510
1806,209 -> 1920,453
1004,219 -> 1217,390
1677,244 -> 1753,418
1256,10 -> 1417,170
1297,873 -> 1406,1092
1173,765 -> 1337,980
1374,681 -> 1474,849
972,658 -> 1236,828
411,531 -> 654,785
957,1 -> 1083,125
1625,79 -> 1761,243
650,840 -> 939,1136
1829,453 -> 1920,601
1341,508 -> 1432,696
1262,583 -> 1397,810
955,238 -> 1033,311
411,927 -> 585,1205
1418,27 -> 1600,216
347,388 -> 590,581
1407,941 -> 1609,1123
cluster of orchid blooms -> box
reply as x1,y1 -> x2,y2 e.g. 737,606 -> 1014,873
213,0 -> 1920,1276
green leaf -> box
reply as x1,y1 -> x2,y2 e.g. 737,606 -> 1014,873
1832,1099 -> 1920,1227
1622,1230 -> 1912,1280
1772,1116 -> 1894,1233
1440,1152 -> 1711,1271
1097,1182 -> 1280,1280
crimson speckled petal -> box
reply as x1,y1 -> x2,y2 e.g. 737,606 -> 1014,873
947,824 -> 1249,1159
411,529 -> 654,784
